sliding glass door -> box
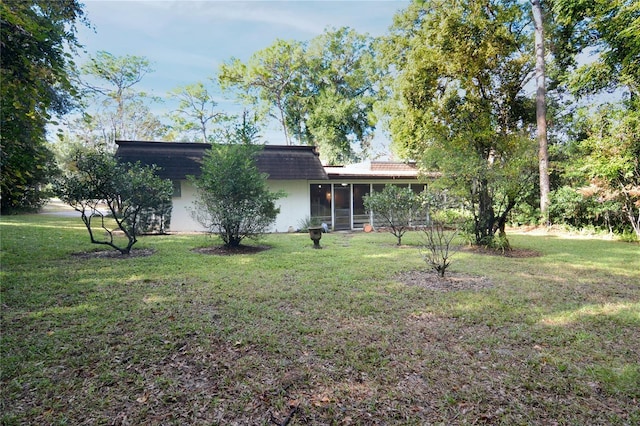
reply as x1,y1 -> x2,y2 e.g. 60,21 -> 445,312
333,184 -> 351,230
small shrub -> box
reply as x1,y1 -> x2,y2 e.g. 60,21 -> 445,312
489,228 -> 511,253
364,185 -> 428,245
619,230 -> 639,243
419,221 -> 460,277
297,215 -> 321,233
456,219 -> 477,246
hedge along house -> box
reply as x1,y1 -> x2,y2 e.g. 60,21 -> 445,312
115,140 -> 431,232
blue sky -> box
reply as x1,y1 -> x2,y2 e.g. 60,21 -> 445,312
76,0 -> 410,147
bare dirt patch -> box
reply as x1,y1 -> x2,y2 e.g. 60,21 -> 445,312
396,270 -> 494,291
192,244 -> 272,256
71,248 -> 155,259
461,245 -> 542,258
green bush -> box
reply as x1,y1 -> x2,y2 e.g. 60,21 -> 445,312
509,202 -> 540,226
619,230 -> 639,243
549,186 -> 628,234
297,215 -> 322,233
430,208 -> 471,226
364,185 -> 428,245
54,148 -> 173,254
190,143 -> 284,248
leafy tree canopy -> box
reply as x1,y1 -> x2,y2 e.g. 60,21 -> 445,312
563,102 -> 640,237
551,0 -> 640,98
219,27 -> 378,164
219,39 -> 305,146
379,0 -> 538,246
167,81 -> 230,143
66,51 -> 166,151
1,0 -> 87,212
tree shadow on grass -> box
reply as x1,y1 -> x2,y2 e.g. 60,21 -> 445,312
192,245 -> 272,256
461,245 -> 542,258
71,249 -> 155,259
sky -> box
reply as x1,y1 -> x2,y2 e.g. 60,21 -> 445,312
75,0 -> 411,147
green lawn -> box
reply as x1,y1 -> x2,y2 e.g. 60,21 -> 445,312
1,215 -> 639,425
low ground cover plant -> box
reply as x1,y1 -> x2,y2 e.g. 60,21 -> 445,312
1,215 -> 639,424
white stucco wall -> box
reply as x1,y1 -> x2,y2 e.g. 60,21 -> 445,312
168,179 -> 310,233
169,180 -> 204,232
268,180 -> 310,233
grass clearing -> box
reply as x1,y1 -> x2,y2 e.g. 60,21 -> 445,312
1,215 -> 639,424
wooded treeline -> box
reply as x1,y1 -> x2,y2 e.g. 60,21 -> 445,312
1,0 -> 638,240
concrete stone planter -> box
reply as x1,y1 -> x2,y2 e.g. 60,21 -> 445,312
308,226 -> 323,249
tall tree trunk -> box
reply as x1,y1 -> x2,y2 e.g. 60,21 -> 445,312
201,117 -> 208,143
475,178 -> 495,245
276,97 -> 292,145
532,0 -> 550,223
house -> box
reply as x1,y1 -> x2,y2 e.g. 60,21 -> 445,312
115,140 -> 431,232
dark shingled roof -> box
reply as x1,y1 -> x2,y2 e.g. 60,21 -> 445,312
115,140 -> 328,181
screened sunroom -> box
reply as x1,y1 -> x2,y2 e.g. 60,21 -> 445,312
310,162 -> 434,231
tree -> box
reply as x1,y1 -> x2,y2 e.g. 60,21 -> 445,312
167,81 -> 229,142
224,110 -> 263,145
551,0 -> 639,99
71,51 -> 166,150
547,0 -> 639,237
0,0 -> 87,212
81,51 -> 152,113
302,28 -> 379,164
363,185 -> 427,245
219,39 -> 306,145
190,122 -> 283,248
54,148 -> 173,254
380,0 -> 538,246
531,0 -> 550,221
219,28 -> 379,164
569,103 -> 640,238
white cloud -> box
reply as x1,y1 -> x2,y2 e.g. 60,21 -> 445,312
176,1 -> 328,35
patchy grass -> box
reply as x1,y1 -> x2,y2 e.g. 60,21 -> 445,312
1,215 -> 639,425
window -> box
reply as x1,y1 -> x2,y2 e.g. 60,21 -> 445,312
310,184 -> 331,224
